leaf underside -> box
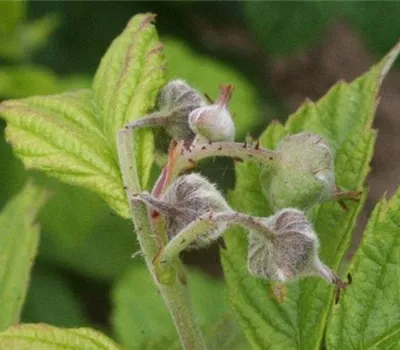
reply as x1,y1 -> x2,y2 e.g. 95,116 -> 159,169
222,41 -> 400,349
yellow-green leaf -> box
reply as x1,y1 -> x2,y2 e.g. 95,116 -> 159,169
0,182 -> 48,331
0,13 -> 166,217
327,187 -> 400,349
93,13 -> 166,188
0,89 -> 128,217
0,324 -> 121,350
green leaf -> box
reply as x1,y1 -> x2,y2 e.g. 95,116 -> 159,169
0,125 -> 134,282
0,89 -> 128,217
0,182 -> 48,331
112,262 -> 233,349
0,13 -> 166,218
38,184 -> 138,281
22,264 -> 87,327
0,324 -> 121,350
222,42 -> 400,349
327,187 -> 400,349
93,13 -> 165,188
163,38 -> 262,138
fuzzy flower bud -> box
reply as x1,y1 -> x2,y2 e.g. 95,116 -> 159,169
138,173 -> 231,249
260,132 -> 335,210
248,208 -> 343,286
188,85 -> 236,141
157,79 -> 207,141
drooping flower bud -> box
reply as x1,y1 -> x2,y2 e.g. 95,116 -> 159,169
137,173 -> 231,249
159,79 -> 208,141
260,132 -> 335,210
188,85 -> 236,141
248,208 -> 345,286
125,80 -> 237,144
125,79 -> 207,142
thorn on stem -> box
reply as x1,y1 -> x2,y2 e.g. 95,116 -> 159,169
131,250 -> 143,259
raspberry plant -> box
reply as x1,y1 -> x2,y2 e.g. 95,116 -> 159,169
0,13 -> 400,350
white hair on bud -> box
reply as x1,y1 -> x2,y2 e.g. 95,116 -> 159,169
156,79 -> 208,141
161,173 -> 231,249
248,208 -> 330,283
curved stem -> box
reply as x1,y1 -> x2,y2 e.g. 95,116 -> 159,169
157,211 -> 275,268
154,139 -> 278,196
117,128 -> 207,350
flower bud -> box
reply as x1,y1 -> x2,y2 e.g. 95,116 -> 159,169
260,132 -> 335,210
188,85 -> 235,141
139,173 -> 231,249
157,79 -> 207,141
248,208 -> 343,286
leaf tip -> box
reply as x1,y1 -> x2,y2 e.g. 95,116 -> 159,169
378,39 -> 400,85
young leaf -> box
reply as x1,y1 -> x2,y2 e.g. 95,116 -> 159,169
93,13 -> 165,188
0,89 -> 128,216
112,262 -> 233,349
0,324 -> 121,350
222,42 -> 400,349
0,182 -> 48,331
327,187 -> 400,349
0,13 -> 166,218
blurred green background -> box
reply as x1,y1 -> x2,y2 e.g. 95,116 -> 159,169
1,1 -> 400,345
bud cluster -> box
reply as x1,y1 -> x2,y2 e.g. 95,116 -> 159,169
126,78 -> 354,289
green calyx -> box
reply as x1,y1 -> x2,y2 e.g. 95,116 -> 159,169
260,132 -> 335,210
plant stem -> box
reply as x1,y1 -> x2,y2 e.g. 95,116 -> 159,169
173,140 -> 278,177
153,139 -> 278,196
117,128 -> 207,350
156,211 -> 276,269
